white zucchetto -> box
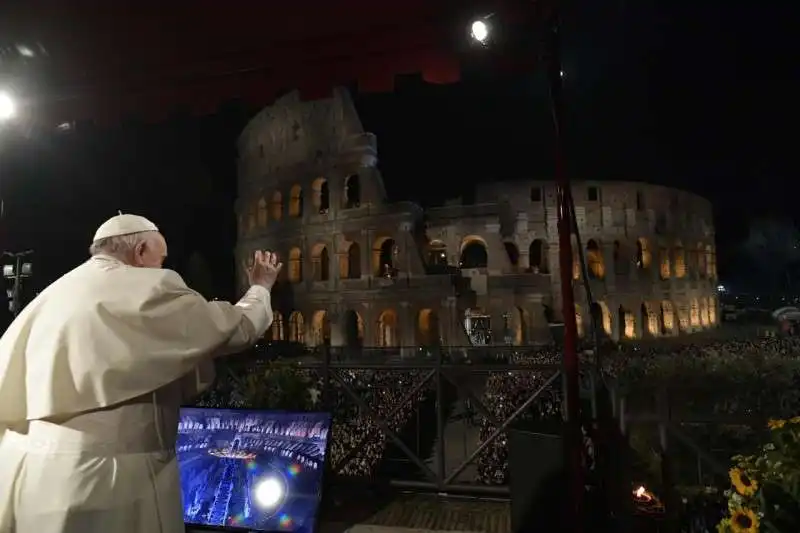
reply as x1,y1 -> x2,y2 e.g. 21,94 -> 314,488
92,214 -> 159,242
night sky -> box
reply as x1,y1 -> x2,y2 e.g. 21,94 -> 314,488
0,1 -> 794,309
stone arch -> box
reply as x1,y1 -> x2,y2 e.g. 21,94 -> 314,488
311,243 -> 330,281
417,308 -> 440,346
707,297 -> 717,325
310,310 -> 331,346
464,307 -> 491,345
659,244 -> 671,280
641,302 -> 658,337
373,236 -> 397,277
270,191 -> 283,220
572,238 -> 581,280
618,305 -> 635,339
690,298 -> 700,327
288,247 -> 303,283
289,311 -> 305,343
340,241 -> 361,279
591,301 -> 612,336
586,239 -> 605,279
636,238 -> 652,269
529,239 -> 549,273
459,236 -> 488,269
503,242 -> 520,269
257,197 -> 268,227
427,240 -> 448,268
699,297 -> 709,326
344,174 -> 361,208
673,241 -> 686,278
289,184 -> 303,217
311,177 -> 330,213
660,300 -> 675,334
270,311 -> 285,341
343,310 -> 364,347
377,309 -> 398,347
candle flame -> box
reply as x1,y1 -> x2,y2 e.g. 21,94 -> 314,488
635,486 -> 646,497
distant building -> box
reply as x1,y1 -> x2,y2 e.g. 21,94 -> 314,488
235,89 -> 719,348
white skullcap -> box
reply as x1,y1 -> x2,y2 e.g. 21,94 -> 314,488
92,213 -> 159,242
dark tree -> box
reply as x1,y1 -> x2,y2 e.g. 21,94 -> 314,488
742,218 -> 800,292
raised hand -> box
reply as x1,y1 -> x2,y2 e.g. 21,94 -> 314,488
246,251 -> 282,290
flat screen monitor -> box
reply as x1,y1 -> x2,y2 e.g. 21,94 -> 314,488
177,408 -> 332,533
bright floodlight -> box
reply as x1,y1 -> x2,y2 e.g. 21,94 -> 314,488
0,92 -> 15,121
254,477 -> 284,508
471,20 -> 489,43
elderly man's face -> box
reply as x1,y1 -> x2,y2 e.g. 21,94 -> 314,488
133,232 -> 168,269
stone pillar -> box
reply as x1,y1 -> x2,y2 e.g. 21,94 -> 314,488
361,228 -> 373,278
518,249 -> 531,271
484,222 -> 510,275
328,301 -> 345,347
362,304 -> 376,347
602,242 -> 616,291
399,301 -> 415,357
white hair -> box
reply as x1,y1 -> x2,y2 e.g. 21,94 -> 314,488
89,231 -> 157,261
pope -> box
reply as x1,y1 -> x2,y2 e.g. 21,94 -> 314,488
0,214 -> 281,533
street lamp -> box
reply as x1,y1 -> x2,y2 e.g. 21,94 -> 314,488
0,91 -> 16,122
470,19 -> 491,44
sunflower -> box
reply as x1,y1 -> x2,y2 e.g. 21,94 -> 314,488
729,468 -> 758,497
729,508 -> 759,533
767,419 -> 786,430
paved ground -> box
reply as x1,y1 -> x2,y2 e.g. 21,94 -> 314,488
321,493 -> 510,533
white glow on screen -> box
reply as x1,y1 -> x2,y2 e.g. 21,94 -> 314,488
254,477 -> 284,508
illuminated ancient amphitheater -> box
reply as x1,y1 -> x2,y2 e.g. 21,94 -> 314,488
235,89 -> 719,349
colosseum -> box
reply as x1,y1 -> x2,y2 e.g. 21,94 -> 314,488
235,88 -> 719,350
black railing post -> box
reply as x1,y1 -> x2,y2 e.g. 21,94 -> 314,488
435,345 -> 446,489
321,344 -> 332,410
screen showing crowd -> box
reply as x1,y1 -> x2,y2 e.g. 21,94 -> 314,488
177,408 -> 332,532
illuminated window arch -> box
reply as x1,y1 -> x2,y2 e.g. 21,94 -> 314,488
270,191 -> 283,220
592,301 -> 612,335
257,198 -> 268,227
505,307 -> 528,345
459,236 -> 488,269
586,239 -> 605,279
310,311 -> 330,346
529,239 -> 548,273
417,308 -> 440,346
310,243 -> 330,281
311,178 -> 330,213
699,298 -> 709,326
636,238 -> 652,269
641,302 -> 659,336
377,309 -> 398,347
659,246 -> 671,280
289,311 -> 305,343
673,242 -> 686,278
372,237 -> 396,277
288,247 -> 303,283
690,298 -> 700,326
289,185 -> 303,218
270,312 -> 285,341
340,241 -> 361,279
661,301 -> 675,333
618,306 -> 636,339
707,297 -> 717,324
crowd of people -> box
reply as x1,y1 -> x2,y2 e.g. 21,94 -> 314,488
199,333 -> 800,486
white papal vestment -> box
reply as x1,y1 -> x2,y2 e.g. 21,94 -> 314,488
0,255 -> 273,533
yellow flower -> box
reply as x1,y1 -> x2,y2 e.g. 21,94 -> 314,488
729,468 -> 758,497
729,508 -> 759,533
767,419 -> 786,430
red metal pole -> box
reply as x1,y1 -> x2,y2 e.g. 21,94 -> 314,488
546,16 -> 584,531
